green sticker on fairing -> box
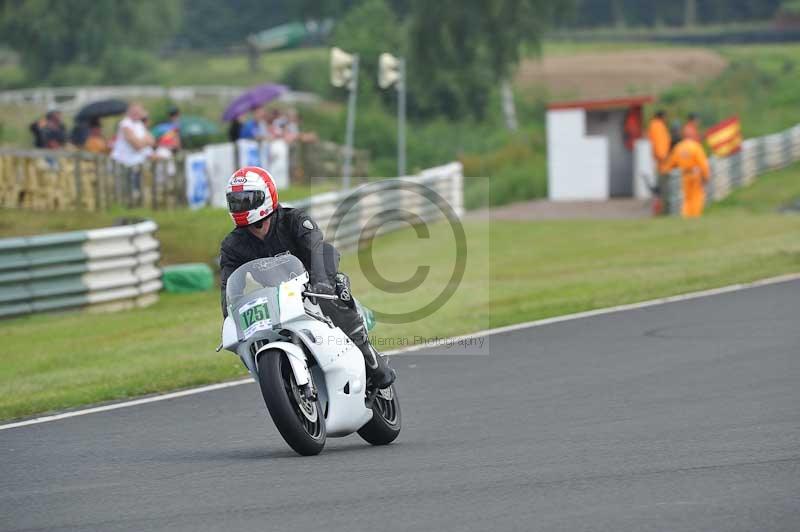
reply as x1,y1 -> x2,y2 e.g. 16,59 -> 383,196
240,302 -> 269,329
238,297 -> 272,339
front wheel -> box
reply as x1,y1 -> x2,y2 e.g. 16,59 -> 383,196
358,385 -> 401,445
257,349 -> 326,456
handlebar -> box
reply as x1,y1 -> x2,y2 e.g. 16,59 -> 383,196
302,291 -> 339,300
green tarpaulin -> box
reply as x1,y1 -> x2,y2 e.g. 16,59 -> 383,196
161,263 -> 214,294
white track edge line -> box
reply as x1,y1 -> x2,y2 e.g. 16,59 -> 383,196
2,272 -> 798,432
0,378 -> 254,431
384,272 -> 800,355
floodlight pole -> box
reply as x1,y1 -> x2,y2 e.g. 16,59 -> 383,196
342,55 -> 359,189
397,58 -> 406,177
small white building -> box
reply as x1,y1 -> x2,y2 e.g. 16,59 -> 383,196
546,96 -> 656,201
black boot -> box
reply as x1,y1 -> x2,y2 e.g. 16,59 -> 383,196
358,341 -> 395,390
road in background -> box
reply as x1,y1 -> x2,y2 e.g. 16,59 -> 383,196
1,281 -> 798,532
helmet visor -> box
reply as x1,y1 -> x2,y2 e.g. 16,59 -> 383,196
227,190 -> 265,213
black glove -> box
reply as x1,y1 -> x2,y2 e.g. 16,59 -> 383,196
334,272 -> 355,308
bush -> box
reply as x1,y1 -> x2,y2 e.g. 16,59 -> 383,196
780,0 -> 800,15
0,63 -> 28,90
461,133 -> 547,209
100,47 -> 161,85
47,63 -> 103,87
281,56 -> 333,98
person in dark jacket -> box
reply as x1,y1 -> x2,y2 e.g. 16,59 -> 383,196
30,116 -> 46,148
219,166 -> 395,389
227,114 -> 245,142
42,109 -> 67,148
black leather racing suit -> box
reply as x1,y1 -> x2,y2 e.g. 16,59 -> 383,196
219,205 -> 369,347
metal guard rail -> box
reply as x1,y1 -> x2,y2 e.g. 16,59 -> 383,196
0,220 -> 161,318
288,162 -> 464,250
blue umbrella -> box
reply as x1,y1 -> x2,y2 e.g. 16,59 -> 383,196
222,84 -> 287,121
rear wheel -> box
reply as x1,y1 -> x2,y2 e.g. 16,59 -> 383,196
257,349 -> 326,456
358,385 -> 401,445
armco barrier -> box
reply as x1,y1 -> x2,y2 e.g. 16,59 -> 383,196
665,123 -> 800,214
0,220 -> 161,318
288,162 -> 464,250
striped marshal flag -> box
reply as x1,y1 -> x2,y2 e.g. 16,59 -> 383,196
705,116 -> 742,157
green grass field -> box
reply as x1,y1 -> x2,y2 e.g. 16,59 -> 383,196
710,163 -> 800,213
1,162 -> 799,421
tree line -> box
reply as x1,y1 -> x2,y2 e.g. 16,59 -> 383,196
564,0 -> 784,28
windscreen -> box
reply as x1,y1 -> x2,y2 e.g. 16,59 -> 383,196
225,255 -> 306,309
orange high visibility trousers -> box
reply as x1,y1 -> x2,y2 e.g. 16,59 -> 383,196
682,173 -> 705,218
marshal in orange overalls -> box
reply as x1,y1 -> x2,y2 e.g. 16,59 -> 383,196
647,116 -> 671,165
661,139 -> 711,218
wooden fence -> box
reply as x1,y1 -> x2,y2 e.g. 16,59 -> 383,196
0,148 -> 187,211
0,140 -> 370,211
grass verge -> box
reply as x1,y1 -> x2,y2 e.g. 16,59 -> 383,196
1,162 -> 799,421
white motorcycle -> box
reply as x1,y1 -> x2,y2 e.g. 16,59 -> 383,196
219,255 -> 401,456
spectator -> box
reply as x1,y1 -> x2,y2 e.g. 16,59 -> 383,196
268,108 -> 287,139
70,121 -> 90,147
155,128 -> 180,153
83,119 -> 109,154
240,107 -> 269,140
29,116 -> 47,148
682,113 -> 701,142
110,103 -> 155,203
167,105 -> 182,150
228,114 -> 245,142
152,126 -> 179,186
42,109 -> 67,149
152,105 -> 182,152
239,114 -> 257,140
168,105 -> 180,125
283,109 -> 317,144
141,114 -> 155,158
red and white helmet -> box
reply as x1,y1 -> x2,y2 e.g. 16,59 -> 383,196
225,166 -> 278,227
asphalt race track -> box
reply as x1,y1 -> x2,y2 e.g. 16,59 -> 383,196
2,280 -> 799,532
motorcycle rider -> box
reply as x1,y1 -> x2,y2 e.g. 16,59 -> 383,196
219,166 -> 396,389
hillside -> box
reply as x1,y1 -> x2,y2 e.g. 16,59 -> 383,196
515,47 -> 728,100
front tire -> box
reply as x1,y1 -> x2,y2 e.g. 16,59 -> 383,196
257,349 -> 326,456
358,385 -> 401,445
